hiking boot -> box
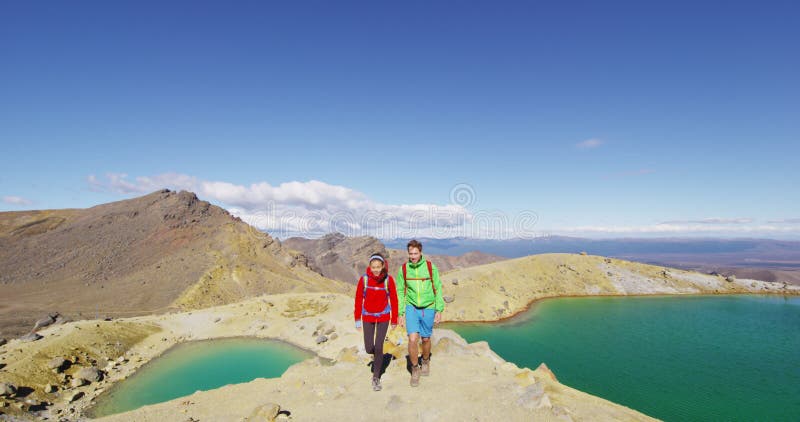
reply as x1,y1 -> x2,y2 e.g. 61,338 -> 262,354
372,377 -> 382,391
420,357 -> 430,376
410,364 -> 421,387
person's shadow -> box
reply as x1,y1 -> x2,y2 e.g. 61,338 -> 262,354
367,353 -> 395,377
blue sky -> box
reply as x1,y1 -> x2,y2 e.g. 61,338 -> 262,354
1,1 -> 798,239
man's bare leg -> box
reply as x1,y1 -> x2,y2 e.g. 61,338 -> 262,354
408,333 -> 420,366
421,337 -> 431,360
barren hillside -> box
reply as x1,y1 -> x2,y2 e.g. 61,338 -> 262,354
0,190 -> 347,338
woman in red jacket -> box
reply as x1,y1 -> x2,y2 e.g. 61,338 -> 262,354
354,252 -> 398,391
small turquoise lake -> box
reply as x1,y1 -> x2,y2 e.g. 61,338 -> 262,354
450,295 -> 800,422
89,337 -> 312,417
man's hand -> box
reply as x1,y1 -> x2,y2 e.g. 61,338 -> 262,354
434,312 -> 442,325
357,327 -> 362,333
398,315 -> 405,327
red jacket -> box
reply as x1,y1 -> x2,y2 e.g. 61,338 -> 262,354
354,265 -> 399,325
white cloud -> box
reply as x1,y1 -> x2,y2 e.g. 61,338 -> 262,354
87,173 -> 500,239
767,218 -> 800,224
576,138 -> 604,149
659,218 -> 754,225
86,172 -> 800,240
2,195 -> 33,206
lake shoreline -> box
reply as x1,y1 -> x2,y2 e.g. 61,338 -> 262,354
86,336 -> 315,418
448,294 -> 800,421
450,290 -> 800,326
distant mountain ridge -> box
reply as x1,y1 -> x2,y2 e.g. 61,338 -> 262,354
283,233 -> 505,283
382,236 -> 800,285
381,236 -> 800,258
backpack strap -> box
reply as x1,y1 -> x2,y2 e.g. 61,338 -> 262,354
427,260 -> 437,296
402,263 -> 408,301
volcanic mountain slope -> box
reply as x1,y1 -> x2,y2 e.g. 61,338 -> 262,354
282,233 -> 505,283
0,190 -> 348,337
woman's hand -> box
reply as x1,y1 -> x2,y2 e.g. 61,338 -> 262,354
398,315 -> 405,327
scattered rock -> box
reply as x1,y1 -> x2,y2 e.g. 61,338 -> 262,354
580,251 -> 587,256
71,378 -> 87,388
0,338 -> 6,346
0,382 -> 17,397
19,332 -> 43,342
726,275 -> 736,282
44,384 -> 57,393
604,258 -> 612,263
329,333 -> 338,340
48,357 -> 70,372
246,402 -> 280,420
451,278 -> 459,285
33,313 -> 60,331
315,335 -> 328,344
499,286 -> 506,293
68,391 -> 84,403
443,295 -> 455,303
75,366 -> 103,382
213,317 -> 222,323
536,363 -> 558,382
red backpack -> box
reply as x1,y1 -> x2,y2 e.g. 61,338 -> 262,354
402,260 -> 437,298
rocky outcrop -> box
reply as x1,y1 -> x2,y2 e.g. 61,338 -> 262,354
74,366 -> 104,383
284,233 -> 389,283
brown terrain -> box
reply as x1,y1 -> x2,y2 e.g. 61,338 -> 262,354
283,233 -> 505,284
616,254 -> 800,286
0,190 -> 348,339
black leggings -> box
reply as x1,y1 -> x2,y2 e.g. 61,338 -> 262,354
363,321 -> 389,379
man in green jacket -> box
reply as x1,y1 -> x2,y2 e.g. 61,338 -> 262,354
396,239 -> 444,387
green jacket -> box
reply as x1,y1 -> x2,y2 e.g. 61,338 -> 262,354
395,255 -> 444,316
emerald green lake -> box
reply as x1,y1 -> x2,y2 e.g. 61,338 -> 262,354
88,338 -> 312,417
450,295 -> 800,422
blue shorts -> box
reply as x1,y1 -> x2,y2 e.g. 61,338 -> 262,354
405,304 -> 436,338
